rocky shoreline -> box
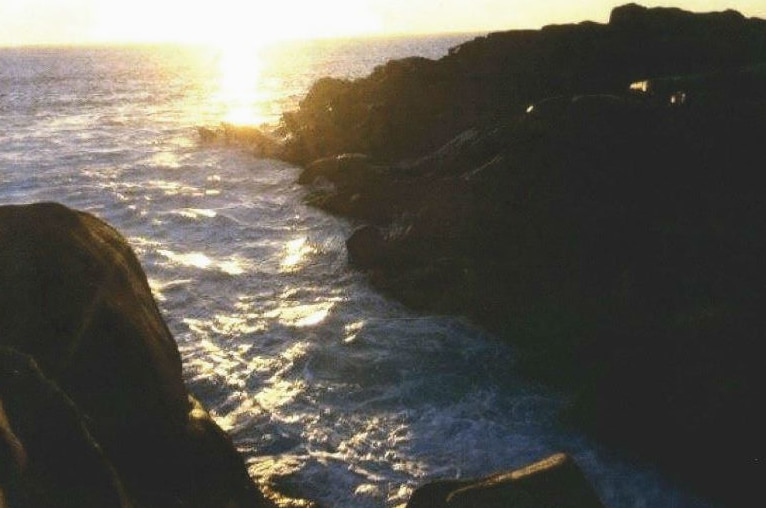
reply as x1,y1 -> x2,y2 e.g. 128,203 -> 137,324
278,4 -> 765,506
1,204 -> 605,508
3,4 -> 763,507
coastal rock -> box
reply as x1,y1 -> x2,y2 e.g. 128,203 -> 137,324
406,453 -> 605,508
286,4 -> 766,505
282,57 -> 465,165
0,347 -> 132,508
0,202 -> 272,508
298,153 -> 375,185
609,2 -> 747,30
346,225 -> 387,268
301,154 -> 397,223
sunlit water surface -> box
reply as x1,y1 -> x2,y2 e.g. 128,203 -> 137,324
0,38 -> 716,507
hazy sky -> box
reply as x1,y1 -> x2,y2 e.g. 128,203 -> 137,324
1,0 -> 765,47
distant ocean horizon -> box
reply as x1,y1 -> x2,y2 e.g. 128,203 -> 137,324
0,35 -> 719,507
1,30 -> 488,48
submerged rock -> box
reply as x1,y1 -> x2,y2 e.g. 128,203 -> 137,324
406,454 -> 605,508
346,225 -> 387,268
197,123 -> 284,159
0,202 -> 278,508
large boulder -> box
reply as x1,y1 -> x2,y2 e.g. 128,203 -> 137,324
345,225 -> 387,269
0,202 -> 272,508
0,347 -> 132,508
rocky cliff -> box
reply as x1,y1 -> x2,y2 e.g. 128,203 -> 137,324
282,4 -> 765,506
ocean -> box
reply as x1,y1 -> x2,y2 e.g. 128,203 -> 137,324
0,35 -> 716,507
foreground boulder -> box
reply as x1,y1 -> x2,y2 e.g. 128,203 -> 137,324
0,202 -> 273,508
407,454 -> 605,508
0,348 -> 132,508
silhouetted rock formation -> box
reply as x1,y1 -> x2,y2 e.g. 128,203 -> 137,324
407,454 -> 605,508
0,203 -> 281,508
282,3 -> 766,166
284,4 -> 766,506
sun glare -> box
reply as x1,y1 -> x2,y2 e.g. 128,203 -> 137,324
215,44 -> 268,126
89,1 -> 381,46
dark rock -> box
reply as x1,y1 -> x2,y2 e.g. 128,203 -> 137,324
628,62 -> 766,105
609,2 -> 747,30
0,202 -> 274,508
345,225 -> 386,268
281,57 -> 465,165
0,347 -> 133,508
406,453 -> 605,508
300,154 -> 398,223
298,153 -> 376,185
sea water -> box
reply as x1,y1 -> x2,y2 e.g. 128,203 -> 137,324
0,36 -> 716,507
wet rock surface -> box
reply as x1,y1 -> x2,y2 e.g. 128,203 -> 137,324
406,453 -> 605,508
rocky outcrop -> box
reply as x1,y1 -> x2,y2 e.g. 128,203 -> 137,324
0,203 -> 291,508
282,3 -> 766,165
407,454 -> 605,508
284,5 -> 766,506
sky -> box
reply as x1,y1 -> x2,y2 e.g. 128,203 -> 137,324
1,0 -> 765,47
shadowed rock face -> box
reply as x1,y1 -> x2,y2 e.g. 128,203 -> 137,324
0,348 -> 132,508
0,202 -> 272,508
286,4 -> 766,506
0,202 -> 189,436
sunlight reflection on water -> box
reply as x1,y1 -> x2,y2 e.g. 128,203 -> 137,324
157,248 -> 249,275
265,301 -> 335,328
280,237 -> 316,272
216,45 -> 272,126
